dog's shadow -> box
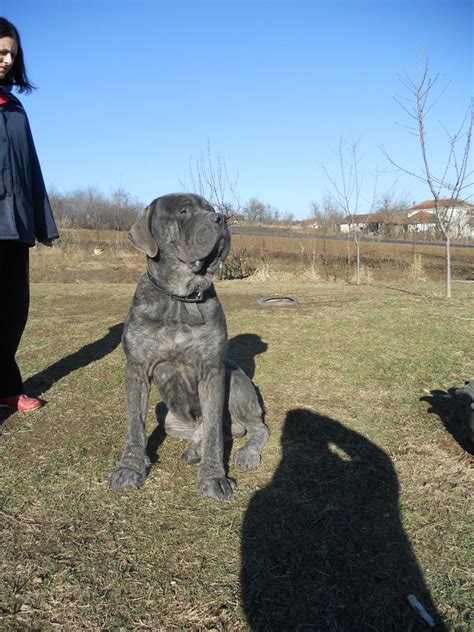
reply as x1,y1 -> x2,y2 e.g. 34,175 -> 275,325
420,386 -> 474,455
146,402 -> 168,464
227,333 -> 268,379
146,333 -> 268,466
0,323 -> 123,426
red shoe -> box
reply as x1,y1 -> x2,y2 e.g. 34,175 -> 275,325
0,394 -> 42,411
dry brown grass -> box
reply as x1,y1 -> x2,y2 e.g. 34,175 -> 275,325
230,231 -> 473,282
0,274 -> 473,630
31,227 -> 473,286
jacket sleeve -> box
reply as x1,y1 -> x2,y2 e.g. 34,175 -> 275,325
26,120 -> 59,241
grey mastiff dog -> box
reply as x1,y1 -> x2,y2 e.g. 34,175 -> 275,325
108,193 -> 269,500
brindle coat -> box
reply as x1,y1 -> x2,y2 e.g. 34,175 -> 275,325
108,193 -> 268,499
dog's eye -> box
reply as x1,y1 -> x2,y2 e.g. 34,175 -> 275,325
179,208 -> 188,216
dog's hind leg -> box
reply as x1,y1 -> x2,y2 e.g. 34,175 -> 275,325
227,362 -> 269,470
181,421 -> 204,464
165,410 -> 195,439
232,410 -> 269,470
108,362 -> 152,490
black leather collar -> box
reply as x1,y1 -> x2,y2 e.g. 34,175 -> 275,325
146,270 -> 206,303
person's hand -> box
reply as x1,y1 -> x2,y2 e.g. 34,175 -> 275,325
39,238 -> 55,247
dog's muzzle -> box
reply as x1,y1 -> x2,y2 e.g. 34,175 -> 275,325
192,213 -> 225,250
182,214 -> 229,273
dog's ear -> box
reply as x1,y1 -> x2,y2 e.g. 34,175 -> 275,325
128,204 -> 159,257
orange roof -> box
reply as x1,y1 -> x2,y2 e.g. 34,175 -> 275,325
411,198 -> 473,210
371,211 -> 410,225
342,210 -> 438,225
407,210 -> 438,224
342,212 -> 410,224
341,214 -> 371,223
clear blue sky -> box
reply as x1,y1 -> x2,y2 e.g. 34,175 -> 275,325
2,0 -> 472,218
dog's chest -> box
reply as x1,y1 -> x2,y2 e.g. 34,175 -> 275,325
153,323 -> 225,368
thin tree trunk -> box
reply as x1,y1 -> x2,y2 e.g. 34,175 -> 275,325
446,234 -> 452,299
355,238 -> 361,285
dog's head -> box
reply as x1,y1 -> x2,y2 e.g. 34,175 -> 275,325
129,193 -> 230,293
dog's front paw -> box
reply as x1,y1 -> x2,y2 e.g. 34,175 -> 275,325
232,445 -> 261,470
196,475 -> 236,500
108,455 -> 149,491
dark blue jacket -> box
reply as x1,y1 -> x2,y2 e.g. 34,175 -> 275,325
0,88 -> 58,245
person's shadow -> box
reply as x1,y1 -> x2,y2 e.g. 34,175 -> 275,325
0,323 -> 123,426
420,387 -> 474,455
240,408 -> 447,631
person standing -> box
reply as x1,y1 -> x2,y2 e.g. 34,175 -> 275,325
0,17 -> 58,412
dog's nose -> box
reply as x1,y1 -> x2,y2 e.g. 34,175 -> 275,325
212,213 -> 225,224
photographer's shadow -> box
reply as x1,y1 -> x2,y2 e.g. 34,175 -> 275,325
0,324 -> 123,425
240,408 -> 446,631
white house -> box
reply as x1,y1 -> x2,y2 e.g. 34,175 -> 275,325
340,199 -> 473,237
409,199 -> 473,238
340,214 -> 372,233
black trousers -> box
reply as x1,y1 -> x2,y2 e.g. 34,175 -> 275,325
0,241 -> 30,397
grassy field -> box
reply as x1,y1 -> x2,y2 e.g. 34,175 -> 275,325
1,245 -> 473,630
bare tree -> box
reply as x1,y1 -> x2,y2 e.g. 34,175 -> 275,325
308,196 -> 344,234
243,198 -> 267,223
309,200 -> 320,219
48,186 -> 141,232
282,211 -> 294,227
241,198 -> 282,224
47,185 -> 70,227
322,138 -> 375,285
382,59 -> 473,298
373,191 -> 410,238
180,141 -> 241,219
109,187 -> 142,230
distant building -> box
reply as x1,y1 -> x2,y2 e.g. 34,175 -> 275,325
340,214 -> 372,233
340,199 -> 473,238
409,199 -> 473,238
298,218 -> 320,229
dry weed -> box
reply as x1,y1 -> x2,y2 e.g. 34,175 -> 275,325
301,266 -> 321,280
30,227 -> 474,285
230,230 -> 473,282
250,259 -> 273,282
408,253 -> 427,281
350,264 -> 373,284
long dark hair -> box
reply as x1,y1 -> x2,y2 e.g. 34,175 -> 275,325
0,17 -> 35,93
